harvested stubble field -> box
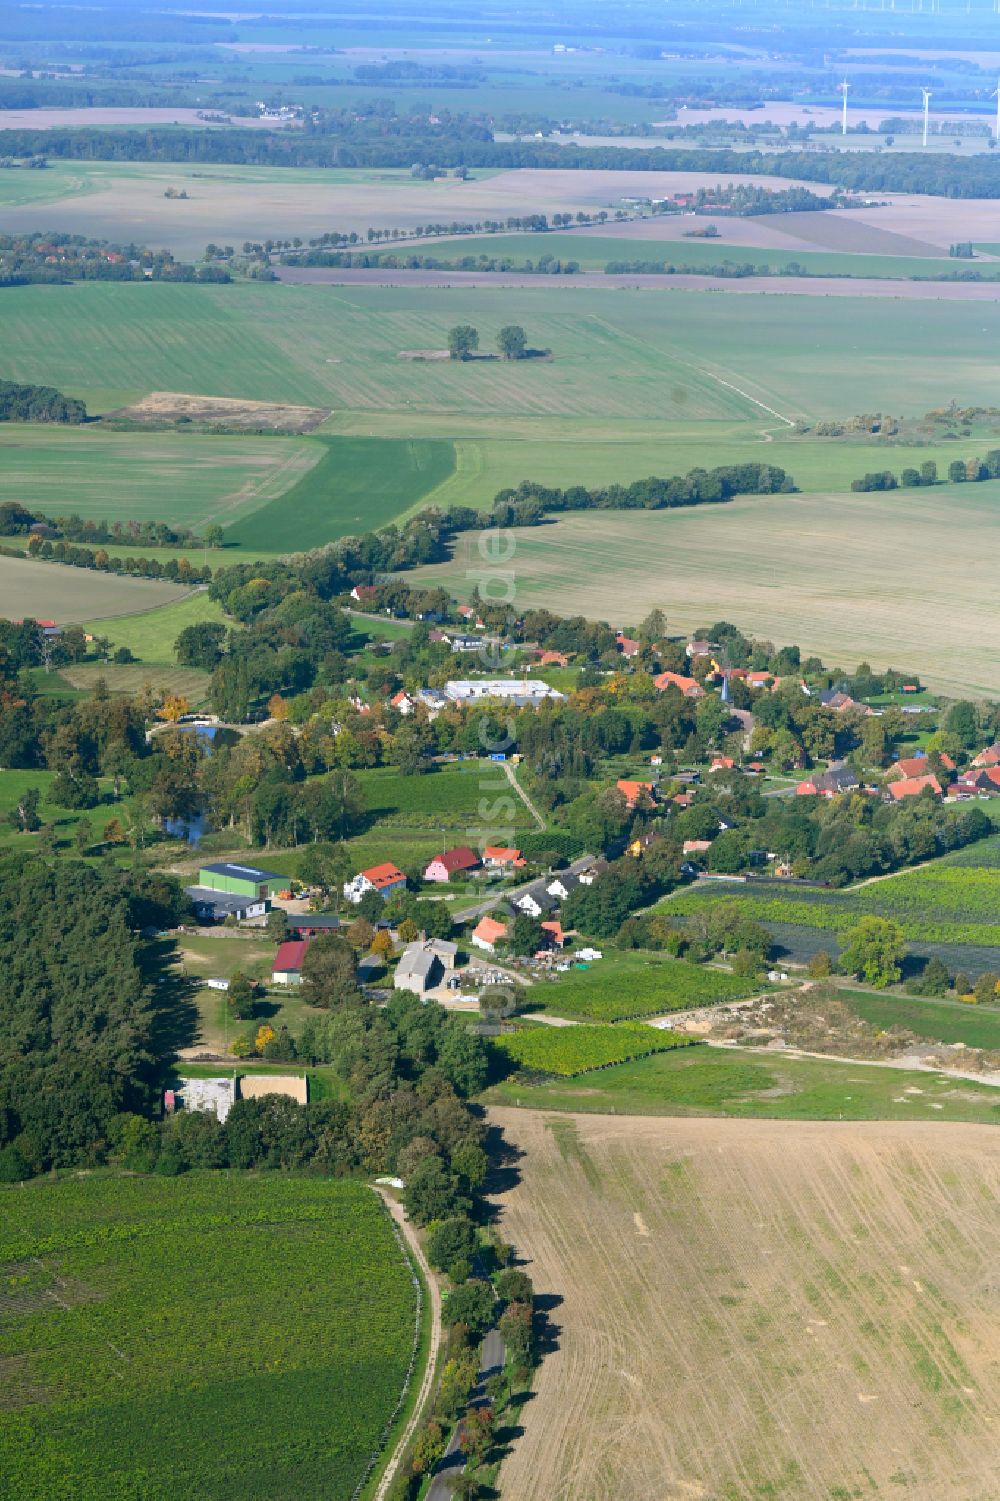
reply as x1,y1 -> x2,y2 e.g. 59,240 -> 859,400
491,1108 -> 1000,1501
0,163 -> 828,258
0,554 -> 196,625
412,483 -> 1000,696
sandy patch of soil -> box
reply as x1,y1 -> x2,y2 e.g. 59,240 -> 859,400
108,391 -> 330,434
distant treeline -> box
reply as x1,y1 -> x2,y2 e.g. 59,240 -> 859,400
0,380 -> 85,423
0,230 -> 230,287
484,465 -> 796,524
4,127 -> 1000,197
281,248 -> 581,274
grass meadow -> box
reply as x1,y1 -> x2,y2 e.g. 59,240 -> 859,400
529,951 -> 762,1022
82,591 -> 228,665
0,554 -> 195,627
484,1043 -> 1000,1124
357,761 -> 536,832
0,1174 -> 418,1501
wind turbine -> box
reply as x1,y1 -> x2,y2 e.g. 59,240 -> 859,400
839,77 -> 851,135
921,87 -> 932,147
993,79 -> 1000,142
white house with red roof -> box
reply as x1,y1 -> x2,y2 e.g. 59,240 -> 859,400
471,916 -> 508,953
343,862 -> 407,904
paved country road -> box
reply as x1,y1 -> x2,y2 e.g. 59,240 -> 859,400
425,1328 -> 506,1501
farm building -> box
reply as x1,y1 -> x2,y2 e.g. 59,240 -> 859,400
424,846 -> 481,883
436,679 -> 564,708
170,1076 -> 236,1123
272,938 -> 311,985
889,773 -> 942,801
197,861 -> 286,900
344,862 -> 407,904
290,913 -> 341,935
185,886 -> 270,922
471,916 -> 508,953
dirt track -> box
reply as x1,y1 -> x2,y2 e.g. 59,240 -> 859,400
490,1108 -> 1000,1501
277,265 -> 1000,300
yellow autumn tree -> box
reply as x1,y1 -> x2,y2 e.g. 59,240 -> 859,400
370,928 -> 394,959
158,694 -> 190,723
254,1024 -> 276,1055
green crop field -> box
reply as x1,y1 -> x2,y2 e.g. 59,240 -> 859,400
7,280 -> 1000,426
531,952 -> 761,1022
439,231 -> 977,281
226,435 -> 456,550
483,1042 -> 1000,1124
0,1173 -> 418,1501
411,481 -> 1000,696
493,1022 -> 692,1075
358,761 -> 536,831
0,426 -> 321,531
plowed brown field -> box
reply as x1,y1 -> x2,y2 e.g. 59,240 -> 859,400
491,1109 -> 1000,1501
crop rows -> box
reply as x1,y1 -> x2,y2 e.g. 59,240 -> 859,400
494,1023 -> 694,1076
538,956 -> 761,1022
0,1174 -> 416,1501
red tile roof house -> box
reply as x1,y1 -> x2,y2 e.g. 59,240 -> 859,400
536,649 -> 572,667
889,754 -> 954,780
709,756 -> 735,772
350,584 -> 378,604
343,862 -> 407,904
424,846 -> 481,883
272,938 -> 311,986
616,633 -> 641,658
889,773 -> 942,802
482,845 -> 526,869
471,916 -> 508,953
654,671 -> 705,699
539,919 -> 569,950
972,744 -> 1000,768
682,839 -> 714,856
616,778 -> 656,809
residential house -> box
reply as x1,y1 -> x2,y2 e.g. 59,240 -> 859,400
709,756 -> 735,772
654,671 -> 704,698
443,632 -> 484,653
616,778 -> 656,809
819,689 -> 871,715
482,845 -> 526,869
536,649 -> 571,668
272,938 -> 311,986
343,862 -> 407,904
686,640 -> 715,659
577,858 -> 608,886
394,938 -> 457,995
514,881 -> 558,918
682,839 -> 714,857
290,914 -> 341,935
390,690 -> 415,716
616,633 -> 640,659
795,761 -> 860,799
546,871 -> 581,901
972,744 -> 1000,768
889,773 -> 942,802
471,916 -> 508,952
539,920 -> 569,950
628,831 -> 661,857
424,846 -> 481,883
350,584 -> 378,604
889,753 -> 954,780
